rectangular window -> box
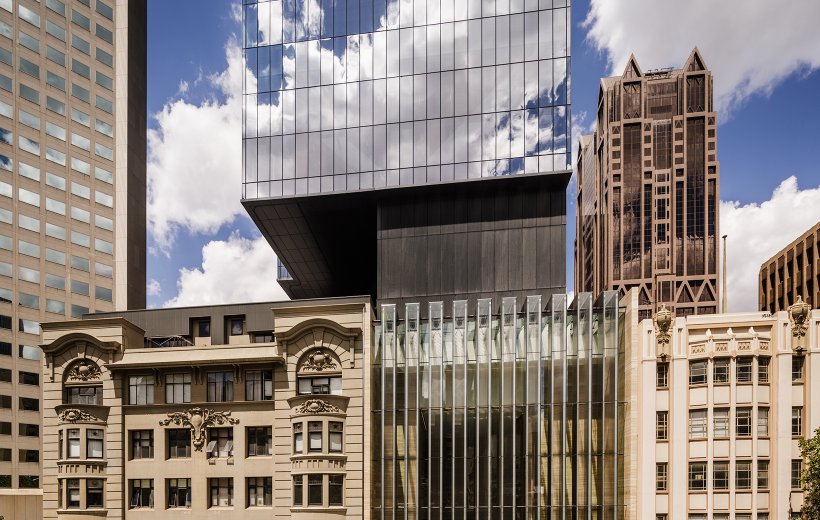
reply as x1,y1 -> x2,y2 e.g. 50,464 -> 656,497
208,477 -> 233,507
87,478 -> 104,507
758,460 -> 769,490
656,362 -> 668,388
656,462 -> 668,491
293,476 -> 303,506
792,407 -> 803,437
247,477 -> 272,507
656,411 -> 668,440
167,429 -> 191,459
165,373 -> 191,404
245,370 -> 272,400
736,357 -> 753,383
67,428 -> 80,458
131,430 -> 153,459
328,474 -> 344,506
792,460 -> 803,489
758,357 -> 770,383
689,360 -> 707,385
129,479 -> 153,509
688,410 -> 707,439
297,376 -> 342,395
206,428 -> 233,459
247,426 -> 272,457
19,397 -> 38,411
167,478 -> 191,508
736,407 -> 752,437
128,375 -> 155,405
792,356 -> 804,382
67,478 -> 80,507
713,358 -> 729,384
293,422 -> 303,454
229,317 -> 244,335
308,421 -> 323,453
18,423 -> 40,437
758,407 -> 769,437
308,474 -> 323,505
87,429 -> 103,458
736,460 -> 752,489
329,422 -> 343,453
207,371 -> 234,402
18,371 -> 38,386
689,462 -> 707,490
713,461 -> 729,490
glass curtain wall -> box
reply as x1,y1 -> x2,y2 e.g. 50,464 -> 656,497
241,0 -> 572,199
372,292 -> 625,519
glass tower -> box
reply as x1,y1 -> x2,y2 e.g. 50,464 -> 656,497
373,292 -> 625,519
242,0 -> 571,199
240,0 -> 572,307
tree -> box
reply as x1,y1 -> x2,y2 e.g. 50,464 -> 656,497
800,426 -> 820,519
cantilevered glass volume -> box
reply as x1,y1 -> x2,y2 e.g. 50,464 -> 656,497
372,292 -> 625,519
241,0 -> 571,199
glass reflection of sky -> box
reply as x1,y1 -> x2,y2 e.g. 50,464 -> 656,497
242,0 -> 571,198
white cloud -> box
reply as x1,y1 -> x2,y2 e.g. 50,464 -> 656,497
164,232 -> 289,307
583,0 -> 820,115
147,40 -> 246,253
146,279 -> 161,297
721,176 -> 820,312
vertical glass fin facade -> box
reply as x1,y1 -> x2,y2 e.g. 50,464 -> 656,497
241,0 -> 571,199
372,292 -> 625,519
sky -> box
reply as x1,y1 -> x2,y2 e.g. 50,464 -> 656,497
145,0 -> 820,312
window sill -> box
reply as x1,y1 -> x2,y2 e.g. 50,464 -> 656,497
291,506 -> 347,513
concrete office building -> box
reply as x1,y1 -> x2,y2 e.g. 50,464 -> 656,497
575,49 -> 720,321
240,0 -> 572,311
39,298 -> 372,519
628,293 -> 818,519
759,221 -> 820,313
0,0 -> 146,510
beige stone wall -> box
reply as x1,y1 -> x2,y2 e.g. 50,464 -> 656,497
0,489 -> 42,519
40,303 -> 371,519
629,299 -> 820,519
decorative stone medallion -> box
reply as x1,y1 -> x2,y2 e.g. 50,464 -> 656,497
67,360 -> 101,381
300,349 -> 338,372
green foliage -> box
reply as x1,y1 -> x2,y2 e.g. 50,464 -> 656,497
800,427 -> 820,519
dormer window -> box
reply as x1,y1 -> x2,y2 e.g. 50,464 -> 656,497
229,317 -> 244,336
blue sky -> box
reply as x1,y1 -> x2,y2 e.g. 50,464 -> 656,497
145,0 -> 820,311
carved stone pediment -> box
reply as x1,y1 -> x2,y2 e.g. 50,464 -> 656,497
293,399 -> 343,416
58,408 -> 100,423
299,348 -> 338,373
159,408 -> 239,451
66,360 -> 101,382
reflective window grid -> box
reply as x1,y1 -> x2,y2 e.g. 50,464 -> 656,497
372,292 -> 624,518
241,0 -> 572,199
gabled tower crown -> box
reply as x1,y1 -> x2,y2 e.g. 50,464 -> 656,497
685,47 -> 707,72
622,53 -> 643,79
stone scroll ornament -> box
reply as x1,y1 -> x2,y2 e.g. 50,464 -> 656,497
294,399 -> 343,415
159,408 -> 239,451
58,408 -> 99,423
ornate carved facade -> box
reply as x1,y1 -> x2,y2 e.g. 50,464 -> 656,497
39,299 -> 371,519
